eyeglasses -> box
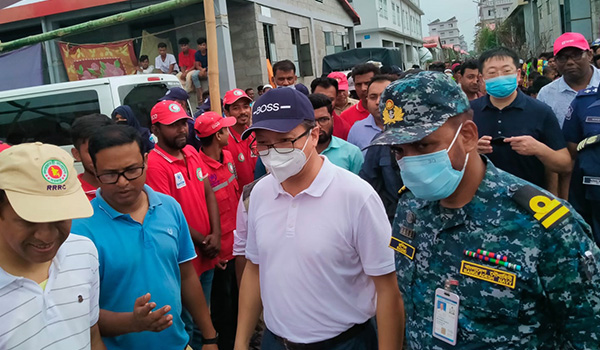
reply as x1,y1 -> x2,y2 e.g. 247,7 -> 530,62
315,116 -> 332,125
251,128 -> 311,156
97,166 -> 145,184
555,50 -> 588,64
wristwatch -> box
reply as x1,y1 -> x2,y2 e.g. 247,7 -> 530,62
201,332 -> 219,345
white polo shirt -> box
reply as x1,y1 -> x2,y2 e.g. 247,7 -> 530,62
0,234 -> 100,350
246,156 -> 395,343
233,196 -> 248,257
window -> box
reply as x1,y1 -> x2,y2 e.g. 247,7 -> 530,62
378,0 -> 388,19
449,23 -> 453,27
291,28 -> 313,77
488,9 -> 493,16
263,24 -> 277,63
325,32 -> 344,55
0,90 -> 100,146
121,83 -> 178,128
440,24 -> 444,28
392,4 -> 397,24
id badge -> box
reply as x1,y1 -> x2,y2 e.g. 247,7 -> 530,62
433,288 -> 460,346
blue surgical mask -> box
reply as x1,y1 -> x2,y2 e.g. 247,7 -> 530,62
485,74 -> 518,99
397,124 -> 469,201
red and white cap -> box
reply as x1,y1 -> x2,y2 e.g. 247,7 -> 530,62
553,32 -> 590,56
150,101 -> 191,125
327,71 -> 349,91
223,88 -> 252,107
194,111 -> 237,138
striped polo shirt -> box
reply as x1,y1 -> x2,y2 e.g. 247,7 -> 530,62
0,234 -> 100,350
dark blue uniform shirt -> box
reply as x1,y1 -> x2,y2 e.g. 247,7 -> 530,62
563,85 -> 600,243
471,90 -> 566,189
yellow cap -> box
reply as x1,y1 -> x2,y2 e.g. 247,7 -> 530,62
0,142 -> 93,223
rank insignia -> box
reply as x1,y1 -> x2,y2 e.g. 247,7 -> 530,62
382,99 -> 404,125
389,237 -> 415,260
460,260 -> 516,289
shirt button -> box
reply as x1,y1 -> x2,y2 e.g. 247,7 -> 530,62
498,120 -> 502,123
292,203 -> 297,208
498,131 -> 502,134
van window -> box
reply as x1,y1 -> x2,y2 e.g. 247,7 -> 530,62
0,90 -> 100,146
119,82 -> 192,129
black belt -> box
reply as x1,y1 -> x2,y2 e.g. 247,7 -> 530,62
271,320 -> 371,350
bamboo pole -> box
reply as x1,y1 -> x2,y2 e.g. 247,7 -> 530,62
0,0 -> 203,53
203,0 -> 221,115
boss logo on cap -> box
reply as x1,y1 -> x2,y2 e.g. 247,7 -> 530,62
253,103 -> 282,115
169,103 -> 181,113
42,160 -> 68,185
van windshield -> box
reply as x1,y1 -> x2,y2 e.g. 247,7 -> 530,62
0,90 -> 100,146
119,81 -> 189,129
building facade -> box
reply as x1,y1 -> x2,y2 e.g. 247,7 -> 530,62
428,17 -> 467,50
0,0 -> 360,95
351,0 -> 424,68
478,0 -> 514,29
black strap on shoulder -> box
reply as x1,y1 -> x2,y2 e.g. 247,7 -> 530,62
242,175 -> 268,211
511,184 -> 571,230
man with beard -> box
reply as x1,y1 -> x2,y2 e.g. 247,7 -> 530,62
310,77 -> 351,140
223,89 -> 257,189
348,75 -> 393,155
459,60 -> 483,101
145,101 -> 222,349
308,93 -> 363,174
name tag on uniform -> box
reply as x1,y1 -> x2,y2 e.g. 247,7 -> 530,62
459,260 -> 516,289
175,172 -> 186,189
389,237 -> 415,260
585,116 -> 600,123
583,176 -> 600,186
433,288 -> 459,346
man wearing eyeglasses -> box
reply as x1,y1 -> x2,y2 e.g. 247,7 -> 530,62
473,47 -> 571,193
71,125 -> 218,350
538,32 -> 600,128
234,88 -> 404,350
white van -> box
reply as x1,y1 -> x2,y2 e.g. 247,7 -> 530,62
0,74 -> 187,148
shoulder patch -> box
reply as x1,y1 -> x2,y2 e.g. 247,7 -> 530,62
511,185 -> 571,230
398,185 -> 409,196
577,86 -> 598,97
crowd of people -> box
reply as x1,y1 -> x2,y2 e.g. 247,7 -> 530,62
1,30 -> 600,350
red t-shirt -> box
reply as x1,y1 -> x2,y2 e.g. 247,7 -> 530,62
339,100 -> 369,126
223,127 -> 257,189
146,145 -> 217,275
77,173 -> 98,201
198,150 -> 240,261
178,49 -> 197,71
332,111 -> 350,141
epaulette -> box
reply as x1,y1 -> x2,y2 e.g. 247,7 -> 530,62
242,174 -> 268,211
510,184 -> 571,229
398,185 -> 409,196
577,86 -> 598,97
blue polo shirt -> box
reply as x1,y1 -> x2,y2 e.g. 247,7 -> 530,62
321,136 -> 364,174
347,114 -> 382,156
471,90 -> 566,188
71,185 -> 196,350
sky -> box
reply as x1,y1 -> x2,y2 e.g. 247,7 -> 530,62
420,0 -> 479,51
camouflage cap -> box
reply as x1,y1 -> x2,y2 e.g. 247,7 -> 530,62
369,70 -> 470,146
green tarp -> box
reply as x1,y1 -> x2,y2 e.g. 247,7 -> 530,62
322,48 -> 403,74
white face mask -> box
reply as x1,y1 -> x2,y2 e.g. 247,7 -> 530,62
260,130 -> 312,183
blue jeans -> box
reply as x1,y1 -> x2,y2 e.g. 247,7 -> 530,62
183,269 -> 214,349
261,319 -> 377,350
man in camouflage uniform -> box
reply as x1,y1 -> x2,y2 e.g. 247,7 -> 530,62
370,70 -> 600,349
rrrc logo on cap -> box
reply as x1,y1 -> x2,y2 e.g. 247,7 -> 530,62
42,160 -> 68,185
233,89 -> 243,96
169,103 -> 181,113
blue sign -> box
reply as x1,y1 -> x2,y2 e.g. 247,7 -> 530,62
364,35 -> 371,40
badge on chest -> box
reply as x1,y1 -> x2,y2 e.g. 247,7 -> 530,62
433,288 -> 460,345
175,172 -> 186,189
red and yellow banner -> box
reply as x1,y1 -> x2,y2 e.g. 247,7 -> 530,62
59,40 -> 137,81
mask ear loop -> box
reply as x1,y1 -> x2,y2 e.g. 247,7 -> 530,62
447,123 -> 470,172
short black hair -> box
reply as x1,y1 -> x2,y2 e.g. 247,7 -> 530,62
308,93 -> 334,115
257,85 -> 264,92
158,42 -> 167,49
245,88 -> 254,94
273,59 -> 296,75
0,189 -> 6,211
197,37 -> 207,45
310,77 -> 338,94
139,55 -> 149,62
199,134 -> 216,148
178,37 -> 190,45
71,114 -> 114,149
452,64 -> 462,74
529,76 -> 552,94
460,60 -> 479,75
429,61 -> 445,72
88,125 -> 144,166
539,52 -> 553,60
367,74 -> 394,91
351,63 -> 380,78
478,47 -> 520,72
412,64 -> 420,69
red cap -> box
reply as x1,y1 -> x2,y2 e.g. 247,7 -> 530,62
327,71 -> 349,90
223,88 -> 252,107
554,32 -> 590,56
150,101 -> 191,125
194,111 -> 237,138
